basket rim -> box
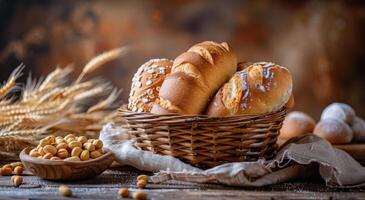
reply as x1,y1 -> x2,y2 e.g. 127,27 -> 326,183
118,106 -> 287,120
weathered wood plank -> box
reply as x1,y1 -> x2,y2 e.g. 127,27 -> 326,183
0,165 -> 364,200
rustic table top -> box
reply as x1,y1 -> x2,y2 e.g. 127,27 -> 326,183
1,165 -> 365,200
0,162 -> 365,200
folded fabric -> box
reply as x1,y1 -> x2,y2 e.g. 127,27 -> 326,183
100,123 -> 365,187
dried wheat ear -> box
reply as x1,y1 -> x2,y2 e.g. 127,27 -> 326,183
0,47 -> 129,160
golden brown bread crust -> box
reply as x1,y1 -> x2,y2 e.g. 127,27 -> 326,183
151,41 -> 237,115
237,61 -> 253,71
128,58 -> 173,112
206,62 -> 293,116
152,72 -> 207,114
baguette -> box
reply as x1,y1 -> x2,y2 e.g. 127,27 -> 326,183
151,41 -> 237,114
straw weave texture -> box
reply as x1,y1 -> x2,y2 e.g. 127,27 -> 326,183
119,107 -> 287,168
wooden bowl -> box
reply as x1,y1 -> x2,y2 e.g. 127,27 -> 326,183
20,147 -> 114,181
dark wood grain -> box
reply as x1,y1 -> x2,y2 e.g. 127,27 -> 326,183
19,148 -> 114,181
0,164 -> 365,200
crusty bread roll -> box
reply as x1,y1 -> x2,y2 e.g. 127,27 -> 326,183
314,118 -> 353,144
320,103 -> 356,124
352,116 -> 365,142
151,41 -> 237,114
206,62 -> 293,116
128,58 -> 173,112
279,111 -> 315,140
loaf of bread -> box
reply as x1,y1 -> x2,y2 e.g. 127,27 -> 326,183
279,111 -> 315,140
151,41 -> 237,114
320,103 -> 356,124
206,62 -> 293,116
128,58 -> 173,112
314,118 -> 353,144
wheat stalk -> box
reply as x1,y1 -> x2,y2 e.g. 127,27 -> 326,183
0,65 -> 24,98
38,66 -> 72,91
87,89 -> 121,113
0,136 -> 36,152
75,46 -> 129,84
0,47 -> 128,160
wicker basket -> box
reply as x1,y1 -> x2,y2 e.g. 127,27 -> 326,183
119,107 -> 287,168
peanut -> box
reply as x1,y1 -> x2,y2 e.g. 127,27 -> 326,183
71,147 -> 82,157
42,153 -> 53,159
56,142 -> 68,150
59,185 -> 72,197
64,134 -> 75,141
133,191 -> 147,200
29,149 -> 40,157
0,167 -> 12,176
87,139 -> 94,143
14,166 -> 23,175
137,175 -> 149,182
37,147 -> 45,156
10,162 -> 23,168
68,141 -> 82,149
50,156 -> 61,161
93,139 -> 103,149
55,136 -> 63,140
39,138 -> 51,147
90,150 -> 102,159
64,156 -> 80,162
66,137 -> 76,144
97,148 -> 104,154
83,142 -> 95,151
43,145 -> 57,155
77,136 -> 87,144
3,164 -> 13,170
80,150 -> 90,161
12,175 -> 23,186
136,180 -> 147,189
118,188 -> 129,198
57,148 -> 69,158
45,135 -> 55,143
55,138 -> 65,144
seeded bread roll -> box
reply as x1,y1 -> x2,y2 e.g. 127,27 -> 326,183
151,41 -> 237,114
128,58 -> 173,112
206,62 -> 293,116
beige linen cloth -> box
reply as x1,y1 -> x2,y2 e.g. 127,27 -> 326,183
100,123 -> 365,188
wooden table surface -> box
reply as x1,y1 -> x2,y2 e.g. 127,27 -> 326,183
1,165 -> 365,200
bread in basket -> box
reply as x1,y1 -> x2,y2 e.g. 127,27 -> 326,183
121,41 -> 293,168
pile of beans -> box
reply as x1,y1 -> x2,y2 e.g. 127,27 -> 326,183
29,134 -> 104,161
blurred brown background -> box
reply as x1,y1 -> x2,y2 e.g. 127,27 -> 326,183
0,0 -> 364,119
